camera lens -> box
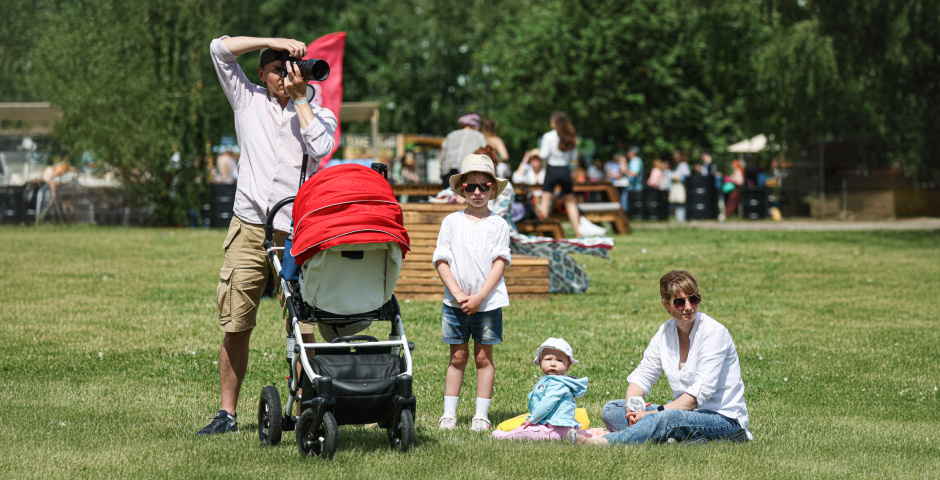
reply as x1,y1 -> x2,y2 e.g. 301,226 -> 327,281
297,59 -> 330,82
280,58 -> 330,82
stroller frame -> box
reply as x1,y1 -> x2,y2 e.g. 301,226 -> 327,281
257,184 -> 416,459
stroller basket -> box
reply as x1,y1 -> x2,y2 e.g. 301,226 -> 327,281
305,348 -> 408,425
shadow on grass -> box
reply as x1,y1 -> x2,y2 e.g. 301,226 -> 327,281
240,421 -> 439,453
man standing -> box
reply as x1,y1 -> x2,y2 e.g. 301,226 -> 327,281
197,35 -> 337,435
699,150 -> 716,178
439,113 -> 487,187
621,146 -> 644,215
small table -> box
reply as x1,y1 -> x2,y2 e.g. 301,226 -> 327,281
392,183 -> 444,198
514,182 -> 620,204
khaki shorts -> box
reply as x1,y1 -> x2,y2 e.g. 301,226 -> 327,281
216,216 -> 314,334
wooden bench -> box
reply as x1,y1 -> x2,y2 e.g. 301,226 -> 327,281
515,218 -> 565,238
397,203 -> 550,300
578,202 -> 631,234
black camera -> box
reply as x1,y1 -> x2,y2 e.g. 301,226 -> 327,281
274,51 -> 330,82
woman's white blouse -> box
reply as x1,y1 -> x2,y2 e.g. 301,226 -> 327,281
627,312 -> 750,431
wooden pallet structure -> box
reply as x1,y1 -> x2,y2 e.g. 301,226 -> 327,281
396,203 -> 550,301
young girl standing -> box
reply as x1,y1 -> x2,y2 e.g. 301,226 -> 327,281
433,154 -> 512,432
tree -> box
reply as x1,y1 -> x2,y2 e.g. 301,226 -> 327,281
27,0 -> 222,225
0,0 -> 50,102
476,0 -> 762,163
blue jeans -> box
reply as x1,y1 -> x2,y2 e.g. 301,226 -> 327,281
671,203 -> 686,222
619,188 -> 629,213
441,305 -> 503,345
601,399 -> 741,444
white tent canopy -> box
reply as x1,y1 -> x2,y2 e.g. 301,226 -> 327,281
727,134 -> 769,153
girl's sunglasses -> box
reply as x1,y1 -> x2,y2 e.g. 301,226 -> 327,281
671,294 -> 702,308
462,182 -> 492,193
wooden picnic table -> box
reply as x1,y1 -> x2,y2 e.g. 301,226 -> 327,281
392,183 -> 444,198
513,181 -> 620,204
392,181 -> 628,235
514,181 -> 630,234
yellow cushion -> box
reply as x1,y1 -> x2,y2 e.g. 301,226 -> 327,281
496,408 -> 590,432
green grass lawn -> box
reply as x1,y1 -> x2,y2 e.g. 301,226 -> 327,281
1,224 -> 938,479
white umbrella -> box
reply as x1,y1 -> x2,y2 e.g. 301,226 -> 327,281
727,134 -> 768,153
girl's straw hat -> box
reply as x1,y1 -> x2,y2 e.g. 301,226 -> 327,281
449,154 -> 509,198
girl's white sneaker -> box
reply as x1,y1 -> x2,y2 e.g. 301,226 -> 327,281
439,414 -> 457,430
470,416 -> 491,432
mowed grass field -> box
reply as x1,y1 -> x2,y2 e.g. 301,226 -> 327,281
1,224 -> 938,479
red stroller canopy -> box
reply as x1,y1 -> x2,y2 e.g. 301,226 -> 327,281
290,164 -> 410,266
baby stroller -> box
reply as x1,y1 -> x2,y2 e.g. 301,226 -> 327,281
257,162 -> 415,459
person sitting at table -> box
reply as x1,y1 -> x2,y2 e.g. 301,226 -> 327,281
400,152 -> 421,185
587,158 -> 605,183
482,117 -> 512,178
646,158 -> 669,191
439,112 -> 487,187
512,149 -> 546,186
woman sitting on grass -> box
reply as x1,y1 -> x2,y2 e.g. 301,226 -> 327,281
580,270 -> 751,445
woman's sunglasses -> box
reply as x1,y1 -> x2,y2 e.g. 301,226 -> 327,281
462,182 -> 492,193
671,294 -> 702,308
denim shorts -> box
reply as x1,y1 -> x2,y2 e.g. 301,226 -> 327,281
441,305 -> 503,345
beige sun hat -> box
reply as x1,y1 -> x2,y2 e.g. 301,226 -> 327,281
448,154 -> 509,198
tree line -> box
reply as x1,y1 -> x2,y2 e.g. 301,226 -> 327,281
1,0 -> 936,224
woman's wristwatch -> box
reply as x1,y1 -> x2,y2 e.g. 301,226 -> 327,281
657,405 -> 665,411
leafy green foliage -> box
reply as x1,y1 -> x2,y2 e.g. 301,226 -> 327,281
25,0 -> 221,225
2,0 -> 938,223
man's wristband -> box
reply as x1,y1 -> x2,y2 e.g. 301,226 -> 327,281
657,405 -> 665,411
292,98 -> 308,106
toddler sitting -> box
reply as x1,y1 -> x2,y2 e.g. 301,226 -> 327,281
492,338 -> 589,441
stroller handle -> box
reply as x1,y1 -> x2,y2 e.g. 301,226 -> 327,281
264,196 -> 296,245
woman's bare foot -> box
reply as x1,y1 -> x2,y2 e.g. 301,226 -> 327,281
576,432 -> 609,445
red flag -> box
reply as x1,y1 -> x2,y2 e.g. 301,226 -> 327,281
304,32 -> 346,166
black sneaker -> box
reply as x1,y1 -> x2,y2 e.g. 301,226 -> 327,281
196,410 -> 238,435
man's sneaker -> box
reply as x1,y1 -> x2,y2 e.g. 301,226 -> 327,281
196,410 -> 238,435
439,414 -> 457,430
470,416 -> 491,432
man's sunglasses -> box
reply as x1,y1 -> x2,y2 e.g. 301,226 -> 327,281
462,182 -> 492,193
671,294 -> 702,308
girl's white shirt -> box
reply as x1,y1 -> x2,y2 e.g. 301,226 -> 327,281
431,211 -> 512,311
627,312 -> 750,431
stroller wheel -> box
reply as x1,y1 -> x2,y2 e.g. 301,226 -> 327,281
296,410 -> 338,460
387,409 -> 415,453
257,385 -> 283,446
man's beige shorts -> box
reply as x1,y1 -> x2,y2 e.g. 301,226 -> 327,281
216,216 -> 314,334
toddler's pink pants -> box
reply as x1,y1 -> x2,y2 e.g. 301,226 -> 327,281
491,423 -> 581,441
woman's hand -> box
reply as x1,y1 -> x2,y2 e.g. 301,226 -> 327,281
521,150 -> 532,164
626,410 -> 652,426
